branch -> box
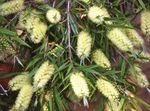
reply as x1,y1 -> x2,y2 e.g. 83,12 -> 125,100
67,0 -> 72,62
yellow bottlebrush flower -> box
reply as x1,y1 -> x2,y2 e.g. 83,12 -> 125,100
124,28 -> 144,47
96,77 -> 119,101
19,9 -> 48,44
33,61 -> 55,90
70,72 -> 89,98
30,22 -> 48,44
46,8 -> 61,23
76,31 -> 92,60
19,9 -> 41,28
92,49 -> 111,69
88,6 -> 111,24
141,10 -> 150,37
134,65 -> 149,88
0,0 -> 24,16
15,84 -> 33,111
8,73 -> 30,91
107,28 -> 133,52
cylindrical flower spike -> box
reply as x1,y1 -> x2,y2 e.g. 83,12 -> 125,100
77,31 -> 92,60
107,28 -> 133,52
30,22 -> 48,44
0,0 -> 24,16
134,65 -> 149,88
0,37 -> 15,55
96,77 -> 119,101
46,8 -> 61,23
19,9 -> 48,44
88,6 -> 111,24
8,73 -> 30,91
19,9 -> 41,28
141,10 -> 150,37
33,61 -> 55,90
92,49 -> 111,69
70,72 -> 89,98
15,84 -> 33,111
124,28 -> 144,47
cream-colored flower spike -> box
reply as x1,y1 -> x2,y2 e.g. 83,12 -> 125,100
8,73 -> 30,91
96,77 -> 119,101
77,31 -> 92,60
92,49 -> 111,69
70,72 -> 89,98
46,8 -> 61,23
0,0 -> 25,16
107,28 -> 133,52
19,9 -> 48,44
134,65 -> 149,88
88,6 -> 111,24
141,10 -> 150,37
30,22 -> 48,44
124,28 -> 144,47
33,61 -> 55,90
15,84 -> 33,111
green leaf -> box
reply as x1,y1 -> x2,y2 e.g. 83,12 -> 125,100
137,0 -> 146,9
0,27 -> 30,47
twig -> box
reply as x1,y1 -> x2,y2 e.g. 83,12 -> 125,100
67,0 -> 72,62
116,49 -> 129,64
52,0 -> 56,7
5,12 -> 21,28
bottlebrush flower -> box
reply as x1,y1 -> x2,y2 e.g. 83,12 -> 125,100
8,73 -> 30,91
70,72 -> 89,98
30,22 -> 48,44
0,37 -> 15,55
46,8 -> 61,23
134,65 -> 149,88
19,9 -> 48,44
33,61 -> 55,90
92,49 -> 111,69
15,84 -> 33,111
107,28 -> 133,52
141,10 -> 150,37
88,6 -> 111,24
96,77 -> 119,101
0,0 -> 24,16
76,31 -> 92,60
123,28 -> 144,47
